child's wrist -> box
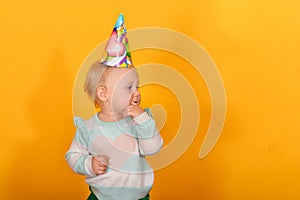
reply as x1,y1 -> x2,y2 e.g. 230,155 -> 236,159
133,111 -> 150,124
87,156 -> 97,176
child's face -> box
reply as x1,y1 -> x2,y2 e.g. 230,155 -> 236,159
105,67 -> 140,118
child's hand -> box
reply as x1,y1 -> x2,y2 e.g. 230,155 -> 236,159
123,105 -> 144,118
92,155 -> 110,175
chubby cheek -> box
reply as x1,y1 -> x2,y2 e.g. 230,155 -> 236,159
112,92 -> 132,110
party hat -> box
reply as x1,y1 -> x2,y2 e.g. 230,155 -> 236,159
100,13 -> 133,68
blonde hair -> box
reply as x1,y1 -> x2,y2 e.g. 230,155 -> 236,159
84,62 -> 108,106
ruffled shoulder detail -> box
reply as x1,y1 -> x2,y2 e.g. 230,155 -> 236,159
74,116 -> 87,128
144,108 -> 152,117
73,116 -> 89,146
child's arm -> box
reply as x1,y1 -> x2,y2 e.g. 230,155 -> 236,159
133,109 -> 163,156
65,117 -> 109,176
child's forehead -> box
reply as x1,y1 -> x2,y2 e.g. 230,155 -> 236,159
105,67 -> 139,82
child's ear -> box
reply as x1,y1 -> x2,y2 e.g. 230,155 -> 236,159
96,86 -> 108,101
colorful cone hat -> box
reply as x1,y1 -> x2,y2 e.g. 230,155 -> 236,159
100,13 -> 133,68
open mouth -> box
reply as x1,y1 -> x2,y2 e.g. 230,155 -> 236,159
131,99 -> 139,105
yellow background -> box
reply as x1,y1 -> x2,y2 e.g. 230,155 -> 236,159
1,0 -> 300,199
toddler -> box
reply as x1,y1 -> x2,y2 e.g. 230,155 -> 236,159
65,13 -> 163,200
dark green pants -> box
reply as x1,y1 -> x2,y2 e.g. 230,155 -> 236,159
87,188 -> 150,200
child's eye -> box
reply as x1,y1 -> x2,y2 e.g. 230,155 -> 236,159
128,85 -> 139,91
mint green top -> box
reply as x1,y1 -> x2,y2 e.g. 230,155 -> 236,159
66,109 -> 163,200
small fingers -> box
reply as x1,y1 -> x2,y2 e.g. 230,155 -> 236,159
96,166 -> 108,175
93,155 -> 110,175
95,155 -> 110,166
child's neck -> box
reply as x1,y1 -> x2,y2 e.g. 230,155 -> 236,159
98,110 -> 123,122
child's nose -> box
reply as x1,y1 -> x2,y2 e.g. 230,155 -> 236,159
133,89 -> 140,96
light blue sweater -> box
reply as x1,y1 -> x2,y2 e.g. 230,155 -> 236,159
66,109 -> 163,200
